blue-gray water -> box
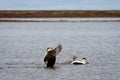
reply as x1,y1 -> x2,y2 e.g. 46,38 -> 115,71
0,20 -> 120,80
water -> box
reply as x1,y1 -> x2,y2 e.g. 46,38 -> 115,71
0,19 -> 120,80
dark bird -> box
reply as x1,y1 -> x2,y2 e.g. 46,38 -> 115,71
44,44 -> 62,68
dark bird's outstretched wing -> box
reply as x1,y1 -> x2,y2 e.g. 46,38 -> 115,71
44,44 -> 62,62
54,44 -> 62,55
46,44 -> 62,56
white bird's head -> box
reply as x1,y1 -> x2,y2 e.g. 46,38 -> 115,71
81,58 -> 88,64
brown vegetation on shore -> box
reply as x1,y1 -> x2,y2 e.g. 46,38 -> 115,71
0,10 -> 120,18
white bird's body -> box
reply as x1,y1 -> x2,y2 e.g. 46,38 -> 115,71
71,60 -> 82,64
71,58 -> 88,65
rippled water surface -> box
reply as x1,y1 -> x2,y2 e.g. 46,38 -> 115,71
0,20 -> 120,80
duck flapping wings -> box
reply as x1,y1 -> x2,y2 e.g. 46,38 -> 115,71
47,44 -> 62,56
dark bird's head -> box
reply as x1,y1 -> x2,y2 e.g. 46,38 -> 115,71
47,47 -> 53,52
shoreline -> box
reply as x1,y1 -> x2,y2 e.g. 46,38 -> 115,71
0,19 -> 120,22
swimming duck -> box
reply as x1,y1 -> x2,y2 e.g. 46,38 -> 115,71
44,44 -> 62,68
63,55 -> 78,64
71,57 -> 88,65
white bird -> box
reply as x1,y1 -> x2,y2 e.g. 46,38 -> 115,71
71,57 -> 89,65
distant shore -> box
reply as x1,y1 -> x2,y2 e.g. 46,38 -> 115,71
0,10 -> 120,18
0,10 -> 120,22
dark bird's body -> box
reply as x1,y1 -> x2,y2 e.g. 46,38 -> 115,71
44,51 -> 56,67
44,44 -> 62,68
